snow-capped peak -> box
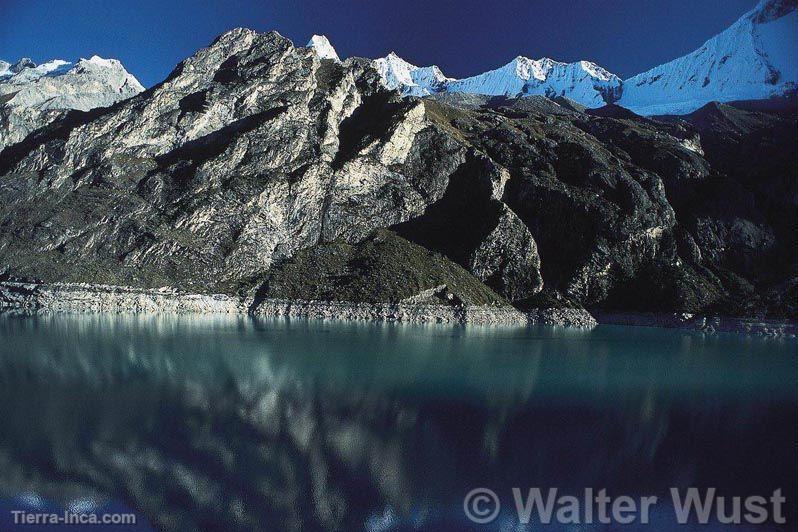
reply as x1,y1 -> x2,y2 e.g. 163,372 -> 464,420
307,35 -> 340,61
375,53 -> 420,88
368,47 -> 622,107
373,52 -> 452,97
444,56 -> 622,107
0,55 -> 143,91
81,55 -> 120,69
618,0 -> 798,115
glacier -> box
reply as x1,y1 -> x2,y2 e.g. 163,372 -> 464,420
445,57 -> 621,108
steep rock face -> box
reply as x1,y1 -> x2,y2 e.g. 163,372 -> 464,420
672,103 -> 798,316
424,94 -> 796,317
619,0 -> 798,115
393,148 -> 544,301
0,29 -> 540,303
0,56 -> 144,149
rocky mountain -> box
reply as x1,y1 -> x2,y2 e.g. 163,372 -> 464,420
619,0 -> 798,115
0,55 -> 143,149
0,28 -> 795,321
0,29 -> 542,311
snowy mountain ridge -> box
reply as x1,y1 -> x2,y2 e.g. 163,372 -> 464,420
373,53 -> 453,96
444,56 -> 622,108
307,0 -> 796,114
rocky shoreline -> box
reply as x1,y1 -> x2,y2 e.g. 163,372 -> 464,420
0,282 -> 245,314
4,282 -> 796,336
254,298 -> 527,325
0,281 -> 596,327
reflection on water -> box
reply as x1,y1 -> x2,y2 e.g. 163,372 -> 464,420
0,314 -> 795,531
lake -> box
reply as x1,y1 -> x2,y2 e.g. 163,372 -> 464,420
0,314 -> 795,531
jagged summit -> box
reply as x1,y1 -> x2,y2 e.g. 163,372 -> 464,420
10,57 -> 36,73
307,35 -> 340,61
4,0 -> 790,126
97,0 -> 778,115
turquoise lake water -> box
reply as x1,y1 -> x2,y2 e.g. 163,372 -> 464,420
0,314 -> 795,531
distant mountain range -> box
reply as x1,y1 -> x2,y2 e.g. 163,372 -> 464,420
1,0 -> 793,148
311,0 -> 797,114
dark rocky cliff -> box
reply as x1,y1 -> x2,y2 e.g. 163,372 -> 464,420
0,29 -> 794,319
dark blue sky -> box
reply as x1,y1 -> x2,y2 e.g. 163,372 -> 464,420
3,0 -> 755,87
